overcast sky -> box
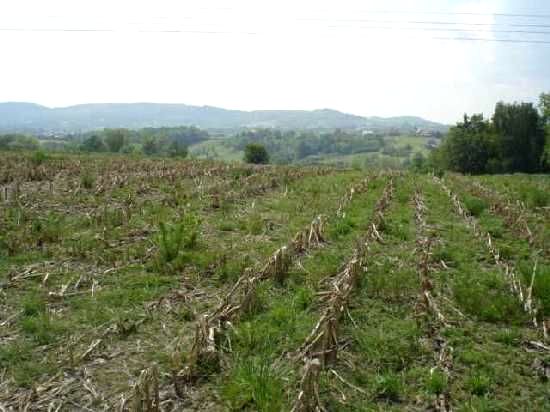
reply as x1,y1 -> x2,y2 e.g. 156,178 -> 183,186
1,0 -> 549,124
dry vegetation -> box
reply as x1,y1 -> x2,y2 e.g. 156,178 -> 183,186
0,152 -> 549,411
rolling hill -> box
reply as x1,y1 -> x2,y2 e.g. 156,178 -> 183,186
0,102 -> 448,133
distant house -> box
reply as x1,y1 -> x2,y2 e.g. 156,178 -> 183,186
361,130 -> 374,136
415,128 -> 437,138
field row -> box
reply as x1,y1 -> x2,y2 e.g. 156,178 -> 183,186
1,158 -> 549,410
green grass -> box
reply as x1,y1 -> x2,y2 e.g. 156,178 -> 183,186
189,139 -> 244,162
1,152 -> 549,410
222,356 -> 285,411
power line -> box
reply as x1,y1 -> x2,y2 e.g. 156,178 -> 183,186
115,7 -> 550,20
299,18 -> 550,29
330,25 -> 550,36
432,36 -> 550,44
4,22 -> 550,37
2,24 -> 550,44
0,28 -> 258,35
336,10 -> 550,19
0,28 -> 115,32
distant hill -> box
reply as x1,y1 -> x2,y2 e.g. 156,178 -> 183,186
0,102 -> 448,133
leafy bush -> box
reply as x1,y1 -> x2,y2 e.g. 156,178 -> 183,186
244,143 -> 270,164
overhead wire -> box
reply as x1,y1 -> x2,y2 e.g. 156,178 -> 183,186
2,9 -> 550,44
298,18 -> 550,29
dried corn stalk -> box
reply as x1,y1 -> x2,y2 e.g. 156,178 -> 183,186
290,178 -> 395,411
291,358 -> 323,412
131,366 -> 159,412
414,189 -> 453,412
176,178 -> 373,390
435,177 -> 548,346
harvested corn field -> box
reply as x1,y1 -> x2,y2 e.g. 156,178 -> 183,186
1,153 -> 549,411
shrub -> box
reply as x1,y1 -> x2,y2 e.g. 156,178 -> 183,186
168,141 -> 188,158
244,143 -> 269,164
30,150 -> 48,166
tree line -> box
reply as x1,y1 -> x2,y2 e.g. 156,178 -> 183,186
0,126 -> 209,158
227,128 -> 425,164
424,93 -> 550,174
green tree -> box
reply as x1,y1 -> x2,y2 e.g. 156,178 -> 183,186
81,135 -> 106,152
411,151 -> 426,172
104,128 -> 128,153
168,141 -> 188,158
440,114 -> 498,174
539,92 -> 550,121
0,134 -> 39,151
244,143 -> 269,164
493,102 -> 545,173
142,137 -> 159,156
539,92 -> 550,170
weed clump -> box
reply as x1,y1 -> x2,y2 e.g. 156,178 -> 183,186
520,186 -> 549,208
29,150 -> 48,166
155,213 -> 200,273
19,292 -> 67,345
222,357 -> 284,412
374,372 -> 402,402
466,373 -> 492,396
463,195 -> 487,217
426,370 -> 448,395
80,171 -> 96,189
453,271 -> 525,323
329,215 -> 355,238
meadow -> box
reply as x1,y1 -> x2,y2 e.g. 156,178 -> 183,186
0,152 -> 549,411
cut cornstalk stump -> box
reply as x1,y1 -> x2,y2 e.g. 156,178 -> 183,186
173,177 -> 373,393
290,178 -> 395,411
